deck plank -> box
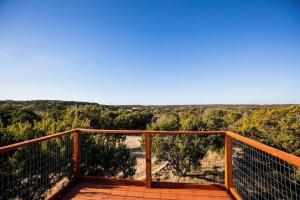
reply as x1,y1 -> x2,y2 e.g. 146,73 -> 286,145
60,182 -> 234,200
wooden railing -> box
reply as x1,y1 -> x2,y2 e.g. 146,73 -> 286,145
0,129 -> 299,200
226,131 -> 300,200
76,129 -> 227,189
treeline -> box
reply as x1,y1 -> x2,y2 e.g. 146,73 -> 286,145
0,101 -> 299,156
1,101 -> 299,199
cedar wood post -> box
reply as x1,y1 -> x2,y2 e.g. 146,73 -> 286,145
73,130 -> 81,179
225,134 -> 233,191
145,132 -> 152,188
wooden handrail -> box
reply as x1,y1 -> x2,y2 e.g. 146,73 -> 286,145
77,128 -> 227,135
0,129 -> 74,153
0,129 -> 225,154
1,129 -> 299,168
226,131 -> 300,167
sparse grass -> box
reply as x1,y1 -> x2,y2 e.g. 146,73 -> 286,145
152,150 -> 224,184
125,135 -> 224,183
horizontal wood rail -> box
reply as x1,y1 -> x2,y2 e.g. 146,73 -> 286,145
79,176 -> 227,190
0,129 -> 225,154
77,128 -> 227,135
151,181 -> 226,190
1,128 -> 300,200
80,176 -> 146,186
0,129 -> 74,153
1,129 -> 299,167
226,131 -> 300,167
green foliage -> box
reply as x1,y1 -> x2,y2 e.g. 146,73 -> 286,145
6,122 -> 42,142
114,112 -> 152,130
0,129 -> 14,146
149,113 -> 211,176
152,134 -> 210,176
0,100 -> 300,198
0,102 -> 299,157
237,106 -> 300,156
81,134 -> 136,178
180,113 -> 206,131
11,109 -> 40,126
150,114 -> 180,131
1,136 -> 73,199
0,103 -> 143,199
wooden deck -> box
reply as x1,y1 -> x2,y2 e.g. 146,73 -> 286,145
60,182 -> 234,200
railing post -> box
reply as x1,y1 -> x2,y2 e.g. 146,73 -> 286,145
225,134 -> 233,191
145,132 -> 152,188
73,130 -> 81,179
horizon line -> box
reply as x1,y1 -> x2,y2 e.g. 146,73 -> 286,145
0,99 -> 299,106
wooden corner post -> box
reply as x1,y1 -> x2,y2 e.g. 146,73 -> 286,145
225,134 -> 233,191
73,131 -> 81,179
145,132 -> 152,188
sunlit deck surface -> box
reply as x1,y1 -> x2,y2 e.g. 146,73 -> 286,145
61,182 -> 233,200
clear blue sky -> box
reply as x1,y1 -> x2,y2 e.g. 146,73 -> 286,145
0,0 -> 300,105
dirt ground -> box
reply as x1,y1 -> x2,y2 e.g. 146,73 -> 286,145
124,135 -> 167,180
125,135 -> 224,184
152,150 -> 225,184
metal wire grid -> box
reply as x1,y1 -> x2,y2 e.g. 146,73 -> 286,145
151,134 -> 225,184
0,135 -> 73,200
232,139 -> 300,200
81,133 -> 140,179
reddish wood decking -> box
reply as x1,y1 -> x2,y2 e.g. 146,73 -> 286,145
61,182 -> 234,200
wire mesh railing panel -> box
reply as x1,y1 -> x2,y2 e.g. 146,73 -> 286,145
81,133 -> 144,180
151,134 -> 224,184
232,139 -> 300,200
0,135 -> 73,200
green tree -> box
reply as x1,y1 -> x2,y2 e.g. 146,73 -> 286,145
81,134 -> 136,178
149,114 -> 211,176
